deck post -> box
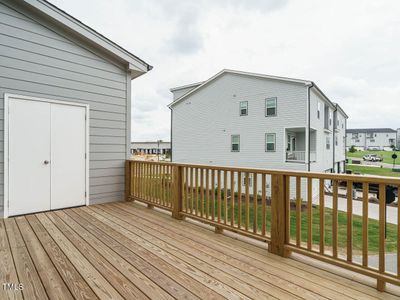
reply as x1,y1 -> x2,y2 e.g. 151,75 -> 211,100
125,160 -> 132,201
270,173 -> 288,256
172,165 -> 185,220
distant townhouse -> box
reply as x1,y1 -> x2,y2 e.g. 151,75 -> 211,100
131,141 -> 171,155
169,69 -> 348,179
397,128 -> 400,149
346,128 -> 397,151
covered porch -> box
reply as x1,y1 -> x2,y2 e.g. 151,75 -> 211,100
286,127 -> 317,163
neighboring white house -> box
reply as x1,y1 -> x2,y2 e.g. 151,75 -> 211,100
346,128 -> 397,151
169,70 -> 348,178
0,0 -> 151,218
131,141 -> 171,155
397,128 -> 400,149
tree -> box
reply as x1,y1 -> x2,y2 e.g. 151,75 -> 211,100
349,145 -> 356,153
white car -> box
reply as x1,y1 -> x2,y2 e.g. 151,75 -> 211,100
362,154 -> 383,162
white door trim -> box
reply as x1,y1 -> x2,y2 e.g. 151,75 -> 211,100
4,93 -> 89,218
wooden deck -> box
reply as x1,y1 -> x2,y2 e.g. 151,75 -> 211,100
1,202 -> 399,300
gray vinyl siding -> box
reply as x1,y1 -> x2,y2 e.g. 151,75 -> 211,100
171,72 -> 307,171
0,0 -> 130,209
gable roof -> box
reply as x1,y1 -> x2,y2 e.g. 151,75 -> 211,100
347,128 -> 396,134
22,0 -> 152,78
168,69 -> 345,116
168,69 -> 313,107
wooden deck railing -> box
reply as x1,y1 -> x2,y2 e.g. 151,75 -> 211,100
125,160 -> 400,291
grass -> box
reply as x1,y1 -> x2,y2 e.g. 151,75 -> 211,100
347,165 -> 400,177
347,150 -> 399,165
183,193 -> 398,254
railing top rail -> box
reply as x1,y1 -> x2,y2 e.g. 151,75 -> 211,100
127,160 -> 400,185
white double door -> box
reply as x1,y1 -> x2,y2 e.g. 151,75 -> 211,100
8,97 -> 87,216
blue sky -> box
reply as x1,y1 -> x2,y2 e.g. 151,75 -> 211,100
52,0 -> 400,141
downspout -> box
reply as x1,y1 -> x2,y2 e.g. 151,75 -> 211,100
169,107 -> 173,162
344,117 -> 347,173
332,105 -> 338,173
307,83 -> 314,172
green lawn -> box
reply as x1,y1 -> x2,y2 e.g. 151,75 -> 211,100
347,165 -> 400,177
183,193 -> 398,254
347,150 -> 399,164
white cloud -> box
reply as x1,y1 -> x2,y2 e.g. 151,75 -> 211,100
51,0 -> 400,140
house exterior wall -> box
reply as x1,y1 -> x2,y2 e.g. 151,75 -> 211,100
171,85 -> 200,100
346,131 -> 397,150
0,0 -> 131,211
397,129 -> 400,149
172,72 -> 309,171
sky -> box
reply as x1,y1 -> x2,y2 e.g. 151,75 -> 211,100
52,0 -> 400,141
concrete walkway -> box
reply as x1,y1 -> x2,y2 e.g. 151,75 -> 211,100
313,194 -> 398,225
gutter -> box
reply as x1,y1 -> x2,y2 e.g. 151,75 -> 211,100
169,107 -> 173,162
307,82 -> 314,171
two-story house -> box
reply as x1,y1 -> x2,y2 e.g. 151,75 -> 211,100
169,70 -> 348,178
346,128 -> 397,151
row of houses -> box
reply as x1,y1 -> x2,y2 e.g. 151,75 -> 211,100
346,128 -> 399,151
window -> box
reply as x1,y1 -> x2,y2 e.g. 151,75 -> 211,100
317,102 -> 321,119
242,174 -> 253,187
231,135 -> 240,152
355,139 -> 360,142
239,101 -> 248,116
367,133 -> 374,138
326,136 -> 331,150
370,139 -> 375,142
389,138 -> 395,145
335,133 -> 338,146
265,133 -> 276,152
265,97 -> 277,116
329,111 -> 332,126
352,133 -> 358,139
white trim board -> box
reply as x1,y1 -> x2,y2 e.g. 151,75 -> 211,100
3,93 -> 89,218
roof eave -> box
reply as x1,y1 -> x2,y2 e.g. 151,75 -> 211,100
23,0 -> 152,76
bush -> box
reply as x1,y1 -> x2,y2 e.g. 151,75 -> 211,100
349,145 -> 356,153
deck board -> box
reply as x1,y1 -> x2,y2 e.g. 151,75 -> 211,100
0,201 -> 399,300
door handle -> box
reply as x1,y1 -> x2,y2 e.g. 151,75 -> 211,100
44,160 -> 50,165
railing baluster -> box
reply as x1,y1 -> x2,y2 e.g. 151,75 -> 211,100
285,176 -> 290,244
190,167 -> 194,214
200,168 -> 204,218
253,173 -> 258,234
398,184 -> 400,277
347,180 -> 353,262
185,166 -> 189,212
195,168 -> 199,215
211,169 -> 215,221
319,178 -> 325,254
224,170 -> 228,224
307,178 -> 312,251
262,174 -> 266,236
332,180 -> 338,258
296,177 -> 301,247
244,172 -> 250,231
362,183 -> 369,267
378,183 -> 386,291
238,172 -> 242,229
230,171 -> 235,227
217,170 -> 221,222
206,169 -> 210,219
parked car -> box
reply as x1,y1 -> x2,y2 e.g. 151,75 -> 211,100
363,154 -> 383,162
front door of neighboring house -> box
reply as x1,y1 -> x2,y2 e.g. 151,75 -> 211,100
6,95 -> 87,217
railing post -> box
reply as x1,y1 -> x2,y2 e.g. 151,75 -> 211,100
172,165 -> 185,220
270,173 -> 289,257
125,160 -> 132,201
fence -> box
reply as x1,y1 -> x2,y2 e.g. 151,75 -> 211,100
125,160 -> 400,290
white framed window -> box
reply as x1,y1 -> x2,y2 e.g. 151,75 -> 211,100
265,97 -> 277,116
326,136 -> 331,150
317,102 -> 321,119
352,133 -> 358,139
242,174 -> 253,187
329,111 -> 332,126
335,133 -> 338,146
265,133 -> 276,152
239,101 -> 248,116
231,135 -> 240,152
